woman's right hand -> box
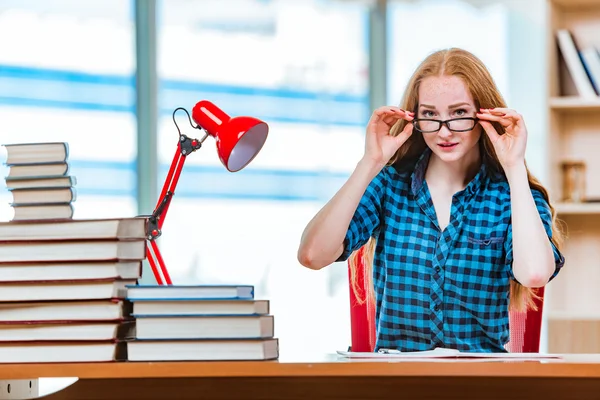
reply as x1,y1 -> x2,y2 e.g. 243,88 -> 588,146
363,106 -> 415,168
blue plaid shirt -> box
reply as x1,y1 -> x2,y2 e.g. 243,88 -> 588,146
338,149 -> 565,353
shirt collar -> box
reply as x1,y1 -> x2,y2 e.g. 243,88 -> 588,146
410,148 -> 488,198
410,148 -> 431,196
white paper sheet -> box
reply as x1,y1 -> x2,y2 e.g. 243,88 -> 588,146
336,348 -> 563,360
336,347 -> 459,358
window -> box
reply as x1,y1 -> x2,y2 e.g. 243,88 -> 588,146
156,0 -> 370,358
0,0 -> 136,221
387,0 -> 509,105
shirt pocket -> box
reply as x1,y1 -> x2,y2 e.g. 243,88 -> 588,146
466,234 -> 504,247
458,233 -> 509,304
464,233 -> 505,267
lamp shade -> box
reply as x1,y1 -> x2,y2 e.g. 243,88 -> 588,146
192,100 -> 269,172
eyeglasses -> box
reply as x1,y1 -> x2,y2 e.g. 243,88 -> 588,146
413,117 -> 478,133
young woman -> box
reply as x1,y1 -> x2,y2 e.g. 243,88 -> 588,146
297,48 -> 565,353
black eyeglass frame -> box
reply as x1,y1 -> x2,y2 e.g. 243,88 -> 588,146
413,117 -> 479,133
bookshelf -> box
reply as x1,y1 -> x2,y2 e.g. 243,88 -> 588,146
549,96 -> 600,111
544,0 -> 600,353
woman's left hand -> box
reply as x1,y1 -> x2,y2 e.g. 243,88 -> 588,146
477,108 -> 527,170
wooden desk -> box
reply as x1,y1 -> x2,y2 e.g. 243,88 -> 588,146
4,354 -> 600,400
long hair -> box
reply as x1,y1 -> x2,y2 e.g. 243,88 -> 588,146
349,48 -> 564,313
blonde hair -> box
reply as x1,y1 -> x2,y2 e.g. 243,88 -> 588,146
349,48 -> 563,313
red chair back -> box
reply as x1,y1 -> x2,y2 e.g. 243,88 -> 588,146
348,246 -> 545,353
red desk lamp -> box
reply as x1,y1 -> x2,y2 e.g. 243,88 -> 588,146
146,100 -> 269,285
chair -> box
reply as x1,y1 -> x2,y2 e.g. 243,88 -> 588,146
348,246 -> 545,353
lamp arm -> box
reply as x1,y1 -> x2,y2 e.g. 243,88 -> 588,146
142,102 -> 268,285
145,108 -> 208,285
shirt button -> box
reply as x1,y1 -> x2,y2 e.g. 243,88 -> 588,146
435,266 -> 441,272
434,305 -> 440,312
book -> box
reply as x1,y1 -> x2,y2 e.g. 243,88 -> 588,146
0,261 -> 141,282
126,284 -> 255,300
0,321 -> 133,342
0,280 -> 136,302
2,141 -> 77,222
0,240 -> 146,263
5,175 -> 76,190
127,338 -> 278,361
3,142 -> 69,165
11,203 -> 74,221
134,315 -> 274,340
125,284 -> 278,361
7,162 -> 69,178
0,300 -> 131,322
0,217 -> 147,241
132,299 -> 269,317
10,187 -> 76,205
556,29 -> 598,97
0,342 -> 124,363
581,47 -> 600,94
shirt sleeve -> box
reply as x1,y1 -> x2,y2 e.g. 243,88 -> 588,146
504,188 -> 565,282
335,168 -> 387,262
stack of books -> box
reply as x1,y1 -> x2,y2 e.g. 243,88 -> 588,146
3,142 -> 77,221
0,217 -> 146,363
125,284 -> 279,361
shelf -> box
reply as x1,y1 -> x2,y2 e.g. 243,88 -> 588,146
554,202 -> 600,215
549,97 -> 600,112
548,312 -> 600,320
551,0 -> 600,8
545,0 -> 600,355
